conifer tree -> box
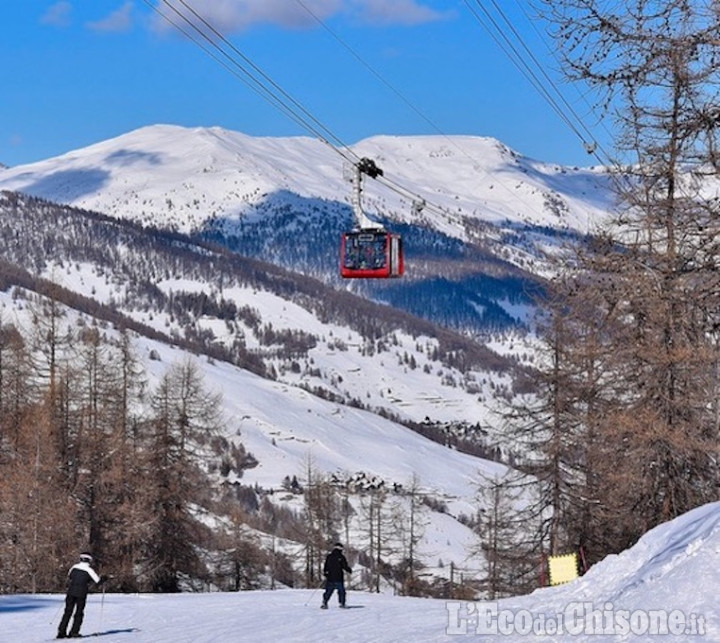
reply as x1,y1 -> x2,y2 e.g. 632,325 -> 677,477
143,359 -> 223,591
538,0 -> 720,552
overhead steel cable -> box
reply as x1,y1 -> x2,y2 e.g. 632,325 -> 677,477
142,0 -> 480,229
505,0 -> 644,201
140,0 -> 326,148
463,0 -> 612,167
149,0 -> 360,167
290,0 -> 572,228
489,0 -> 601,152
292,0 -> 452,143
144,0 -> 596,235
290,0 -> 476,225
510,0 -> 617,157
463,0 -> 583,142
462,0 -> 646,207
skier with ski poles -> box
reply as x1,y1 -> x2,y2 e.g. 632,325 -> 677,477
57,552 -> 107,639
321,543 -> 352,609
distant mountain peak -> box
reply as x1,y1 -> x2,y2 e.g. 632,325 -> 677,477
0,123 -> 612,237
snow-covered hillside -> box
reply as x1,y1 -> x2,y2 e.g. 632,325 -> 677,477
0,138 -> 548,591
0,124 -> 612,236
5,502 -> 718,641
143,329 -> 507,578
0,125 -> 617,338
0,268 -> 507,585
0,127 -> 615,592
130,316 -> 507,502
0,190 -> 523,433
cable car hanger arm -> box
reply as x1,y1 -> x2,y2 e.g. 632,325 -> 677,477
352,157 -> 385,230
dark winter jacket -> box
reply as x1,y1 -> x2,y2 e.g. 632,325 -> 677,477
323,548 -> 352,583
66,561 -> 101,598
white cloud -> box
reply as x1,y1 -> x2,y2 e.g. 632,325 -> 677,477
87,1 -> 135,32
351,0 -> 451,26
151,0 -> 338,33
150,0 -> 446,33
41,1 -> 73,27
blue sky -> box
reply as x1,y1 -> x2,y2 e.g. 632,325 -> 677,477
1,1 -> 610,168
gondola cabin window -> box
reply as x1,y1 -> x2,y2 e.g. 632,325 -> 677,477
340,230 -> 404,279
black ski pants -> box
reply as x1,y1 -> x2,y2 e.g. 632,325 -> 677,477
58,593 -> 88,637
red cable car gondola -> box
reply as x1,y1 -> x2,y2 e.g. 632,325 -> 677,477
340,228 -> 404,278
340,157 -> 405,279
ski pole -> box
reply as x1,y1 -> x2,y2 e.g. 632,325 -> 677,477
49,599 -> 64,625
303,580 -> 326,607
99,584 -> 106,631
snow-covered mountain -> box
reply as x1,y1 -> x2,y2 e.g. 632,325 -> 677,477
0,126 -> 616,593
0,190 -> 523,429
0,125 -> 615,335
0,124 -> 612,233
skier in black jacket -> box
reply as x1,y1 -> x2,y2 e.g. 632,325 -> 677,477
321,543 -> 352,609
57,552 -> 104,639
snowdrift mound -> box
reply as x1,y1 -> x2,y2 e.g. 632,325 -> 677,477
498,501 -> 720,640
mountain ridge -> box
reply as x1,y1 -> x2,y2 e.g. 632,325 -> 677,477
0,123 -> 612,233
0,124 -> 615,337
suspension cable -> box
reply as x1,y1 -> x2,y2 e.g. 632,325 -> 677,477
142,0 -> 600,234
